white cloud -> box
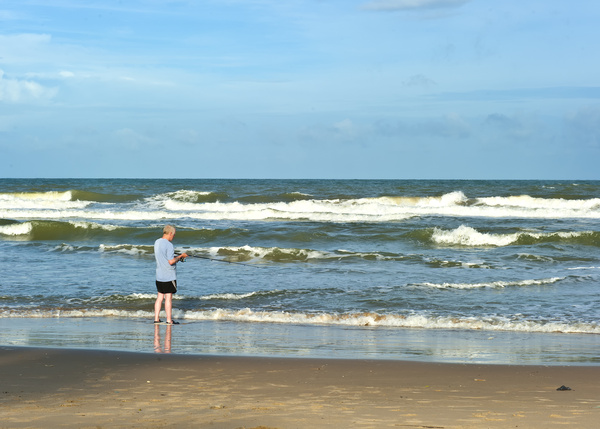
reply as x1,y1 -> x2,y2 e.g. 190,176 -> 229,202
362,0 -> 470,12
0,69 -> 58,103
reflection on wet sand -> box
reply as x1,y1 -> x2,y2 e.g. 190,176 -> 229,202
154,324 -> 172,353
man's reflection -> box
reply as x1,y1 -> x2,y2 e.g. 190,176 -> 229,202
154,323 -> 172,353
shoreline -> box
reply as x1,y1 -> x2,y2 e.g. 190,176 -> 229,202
2,345 -> 599,428
2,317 -> 599,366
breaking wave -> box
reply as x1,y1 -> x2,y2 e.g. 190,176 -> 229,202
413,277 -> 564,289
429,225 -> 600,247
2,189 -> 599,223
1,307 -> 597,334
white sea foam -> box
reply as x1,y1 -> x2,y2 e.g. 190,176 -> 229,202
183,308 -> 600,334
477,195 -> 600,210
163,198 -> 415,222
50,241 -> 404,263
69,221 -> 121,231
0,220 -> 123,237
99,244 -> 151,256
0,208 -> 171,221
0,191 -> 73,201
200,291 -> 264,300
381,191 -> 468,207
53,243 -> 75,252
430,259 -> 493,269
0,222 -> 33,236
431,225 -> 595,247
203,245 -> 329,261
432,225 -> 519,246
175,245 -> 415,263
287,191 -> 312,198
2,190 -> 600,221
379,191 -> 600,218
165,190 -> 213,202
0,308 -> 153,319
414,277 -> 563,290
0,191 -> 90,210
3,308 -> 597,334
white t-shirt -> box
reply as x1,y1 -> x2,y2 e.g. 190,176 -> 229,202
154,238 -> 176,282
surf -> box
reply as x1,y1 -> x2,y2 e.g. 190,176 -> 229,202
2,307 -> 597,335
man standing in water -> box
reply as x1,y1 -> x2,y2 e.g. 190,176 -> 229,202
154,225 -> 188,325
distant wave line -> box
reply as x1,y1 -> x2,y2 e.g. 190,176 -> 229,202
2,190 -> 600,221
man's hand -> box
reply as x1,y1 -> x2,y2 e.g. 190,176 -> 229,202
173,253 -> 189,264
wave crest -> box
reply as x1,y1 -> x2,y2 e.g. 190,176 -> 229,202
430,225 -> 600,247
413,277 -> 564,289
3,308 -> 596,334
2,188 -> 600,221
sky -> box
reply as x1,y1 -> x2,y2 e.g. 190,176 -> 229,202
1,0 -> 599,179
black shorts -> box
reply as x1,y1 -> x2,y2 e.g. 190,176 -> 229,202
156,280 -> 177,294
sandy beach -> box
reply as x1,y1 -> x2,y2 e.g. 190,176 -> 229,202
1,346 -> 598,428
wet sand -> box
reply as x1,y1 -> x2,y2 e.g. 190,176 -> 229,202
1,346 -> 598,428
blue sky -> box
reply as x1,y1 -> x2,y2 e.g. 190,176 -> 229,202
1,0 -> 599,179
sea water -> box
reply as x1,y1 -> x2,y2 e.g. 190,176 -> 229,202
0,179 -> 598,364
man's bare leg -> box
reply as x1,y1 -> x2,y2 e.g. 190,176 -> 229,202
154,292 -> 165,322
165,293 -> 173,323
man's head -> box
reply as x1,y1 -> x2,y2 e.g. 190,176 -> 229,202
163,225 -> 176,241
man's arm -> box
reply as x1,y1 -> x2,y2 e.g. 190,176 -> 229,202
169,253 -> 188,265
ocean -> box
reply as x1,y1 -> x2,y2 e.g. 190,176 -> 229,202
1,178 -> 599,365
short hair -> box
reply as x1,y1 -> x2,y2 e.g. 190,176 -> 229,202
163,225 -> 176,235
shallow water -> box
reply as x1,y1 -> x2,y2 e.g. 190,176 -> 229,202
1,179 -> 599,364
2,318 -> 598,365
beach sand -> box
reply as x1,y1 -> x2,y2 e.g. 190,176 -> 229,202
1,346 -> 598,428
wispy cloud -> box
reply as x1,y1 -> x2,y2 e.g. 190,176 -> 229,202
0,69 -> 57,103
431,87 -> 600,102
403,74 -> 437,89
565,105 -> 600,147
362,0 -> 471,12
299,119 -> 363,144
374,113 -> 471,139
1,0 -> 598,179
482,113 -> 538,140
0,34 -> 52,65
